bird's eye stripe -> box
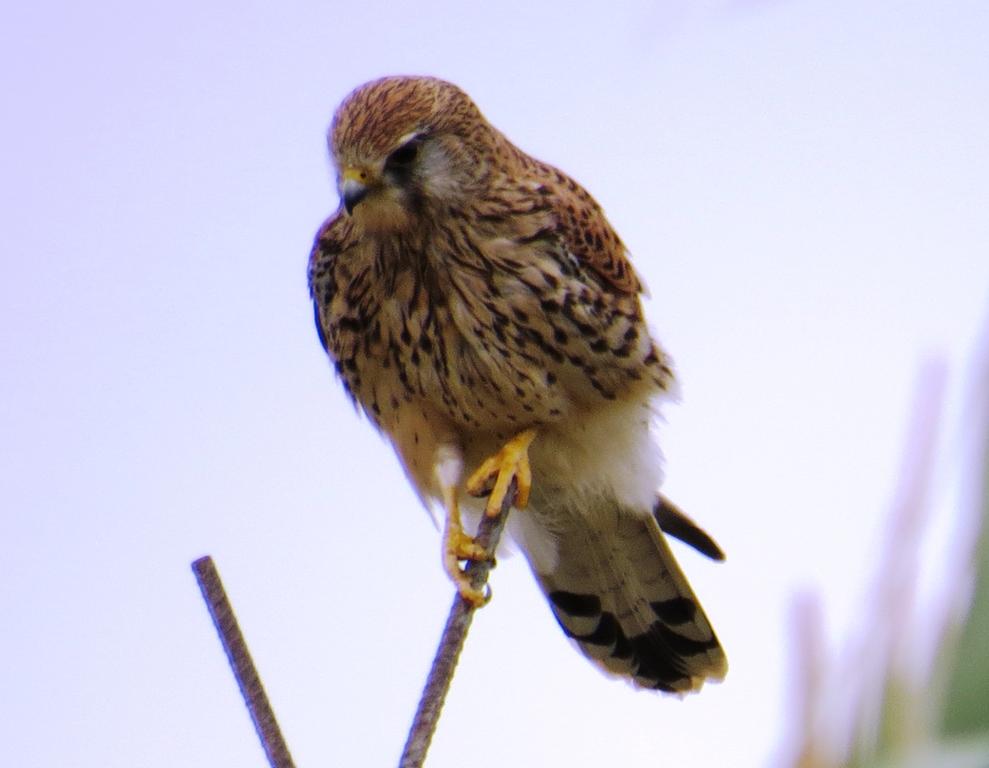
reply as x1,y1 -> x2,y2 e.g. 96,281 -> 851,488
385,140 -> 420,168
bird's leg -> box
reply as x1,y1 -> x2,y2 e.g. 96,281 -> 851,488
439,484 -> 490,606
465,428 -> 537,517
436,446 -> 489,607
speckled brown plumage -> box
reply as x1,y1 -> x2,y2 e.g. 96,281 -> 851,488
309,76 -> 726,693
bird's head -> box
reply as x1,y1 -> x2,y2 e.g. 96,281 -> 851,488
328,76 -> 498,234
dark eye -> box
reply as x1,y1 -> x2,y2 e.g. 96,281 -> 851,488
385,140 -> 420,171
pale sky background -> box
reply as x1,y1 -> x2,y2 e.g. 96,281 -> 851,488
2,1 -> 988,766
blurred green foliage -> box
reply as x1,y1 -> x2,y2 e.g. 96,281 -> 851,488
940,430 -> 989,739
786,344 -> 989,768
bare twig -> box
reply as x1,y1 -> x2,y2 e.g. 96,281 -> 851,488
398,481 -> 518,768
192,556 -> 296,768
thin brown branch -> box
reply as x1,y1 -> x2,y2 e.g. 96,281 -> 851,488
192,556 -> 296,768
398,481 -> 517,768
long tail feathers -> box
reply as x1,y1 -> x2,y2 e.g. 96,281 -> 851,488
654,495 -> 725,562
530,497 -> 726,693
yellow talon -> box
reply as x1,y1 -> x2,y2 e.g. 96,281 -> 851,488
437,429 -> 536,606
441,484 -> 492,607
466,428 -> 537,517
446,526 -> 489,563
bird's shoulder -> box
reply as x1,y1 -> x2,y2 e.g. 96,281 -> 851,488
520,157 -> 642,296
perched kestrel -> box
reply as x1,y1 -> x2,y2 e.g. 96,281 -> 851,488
309,76 -> 727,692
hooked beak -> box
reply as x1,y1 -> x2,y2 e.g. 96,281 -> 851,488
341,169 -> 369,215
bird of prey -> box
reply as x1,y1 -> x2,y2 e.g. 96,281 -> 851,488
309,76 -> 727,693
